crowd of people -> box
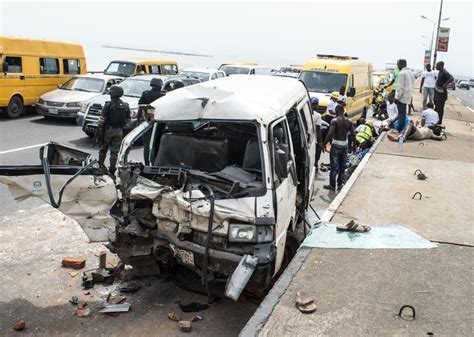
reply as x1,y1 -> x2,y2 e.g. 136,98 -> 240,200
312,59 -> 453,192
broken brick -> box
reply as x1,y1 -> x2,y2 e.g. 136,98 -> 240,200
178,320 -> 192,332
13,321 -> 26,331
61,256 -> 86,269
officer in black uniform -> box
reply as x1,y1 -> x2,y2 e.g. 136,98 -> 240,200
137,77 -> 165,165
98,85 -> 130,176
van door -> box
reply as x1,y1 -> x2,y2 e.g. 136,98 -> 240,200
269,118 -> 297,275
1,55 -> 25,113
298,100 -> 316,208
0,142 -> 117,242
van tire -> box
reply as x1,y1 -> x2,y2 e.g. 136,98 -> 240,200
281,231 -> 300,272
7,96 -> 24,119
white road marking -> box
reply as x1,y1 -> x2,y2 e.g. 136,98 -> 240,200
0,143 -> 46,155
456,97 -> 462,102
468,107 -> 474,113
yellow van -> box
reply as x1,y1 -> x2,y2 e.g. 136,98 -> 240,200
0,36 -> 87,118
103,59 -> 179,77
299,54 -> 373,120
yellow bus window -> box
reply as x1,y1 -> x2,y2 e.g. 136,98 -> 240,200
4,56 -> 22,73
40,58 -> 60,74
63,59 -> 80,74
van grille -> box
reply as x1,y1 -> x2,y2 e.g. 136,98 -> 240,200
88,104 -> 103,115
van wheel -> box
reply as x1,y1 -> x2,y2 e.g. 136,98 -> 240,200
7,96 -> 24,118
361,107 -> 367,120
280,232 -> 300,272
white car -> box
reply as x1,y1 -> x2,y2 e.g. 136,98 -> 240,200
220,64 -> 274,76
36,74 -> 123,119
178,68 -> 225,82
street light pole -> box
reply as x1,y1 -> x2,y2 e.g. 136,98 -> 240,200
433,0 -> 444,68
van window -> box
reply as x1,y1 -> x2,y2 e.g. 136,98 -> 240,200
162,64 -> 178,75
40,58 -> 59,74
149,65 -> 161,74
270,120 -> 291,185
301,103 -> 314,142
63,59 -> 80,74
4,56 -> 22,73
211,73 -> 218,80
300,71 -> 347,94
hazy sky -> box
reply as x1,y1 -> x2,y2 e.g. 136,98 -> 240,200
1,0 -> 472,76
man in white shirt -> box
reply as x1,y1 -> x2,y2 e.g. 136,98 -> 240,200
326,92 -> 339,116
381,95 -> 398,128
419,64 -> 437,110
394,59 -> 414,132
311,97 -> 323,170
420,102 -> 439,127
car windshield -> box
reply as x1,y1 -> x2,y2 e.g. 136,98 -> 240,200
60,77 -> 105,93
119,79 -> 152,97
299,71 -> 348,93
178,71 -> 209,82
104,62 -> 136,77
221,66 -> 250,75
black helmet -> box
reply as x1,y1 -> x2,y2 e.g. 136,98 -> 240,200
150,77 -> 163,88
173,80 -> 185,90
109,85 -> 124,98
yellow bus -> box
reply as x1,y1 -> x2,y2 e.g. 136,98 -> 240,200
103,59 -> 179,77
299,54 -> 373,120
0,36 -> 86,118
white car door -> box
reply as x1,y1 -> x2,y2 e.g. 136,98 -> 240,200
0,142 -> 117,241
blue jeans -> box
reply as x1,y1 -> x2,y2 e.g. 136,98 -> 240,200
330,145 -> 348,188
396,101 -> 407,132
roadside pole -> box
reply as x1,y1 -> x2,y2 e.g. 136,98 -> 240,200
432,0 -> 444,67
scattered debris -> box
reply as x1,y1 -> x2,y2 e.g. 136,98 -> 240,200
398,305 -> 416,321
176,300 -> 210,313
414,169 -> 427,180
178,320 -> 192,332
82,268 -> 115,289
84,291 -> 91,296
62,256 -> 86,270
412,192 -> 423,200
119,280 -> 141,293
69,271 -> 79,278
167,312 -> 181,322
191,315 -> 203,322
336,220 -> 371,233
76,302 -> 91,317
295,292 -> 317,314
13,321 -> 26,331
69,296 -> 79,305
99,303 -> 131,313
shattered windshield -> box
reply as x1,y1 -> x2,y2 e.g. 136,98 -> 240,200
146,121 -> 265,197
119,79 -> 152,97
60,77 -> 105,93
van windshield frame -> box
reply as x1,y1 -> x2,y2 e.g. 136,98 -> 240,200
299,71 -> 348,94
104,61 -> 136,77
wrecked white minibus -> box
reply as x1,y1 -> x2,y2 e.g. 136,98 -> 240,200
0,75 -> 316,300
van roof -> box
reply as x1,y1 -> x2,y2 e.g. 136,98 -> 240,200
302,57 -> 369,73
152,75 -> 308,124
110,59 -> 177,65
0,35 -> 84,58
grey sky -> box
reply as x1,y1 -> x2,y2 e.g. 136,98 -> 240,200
1,1 -> 472,76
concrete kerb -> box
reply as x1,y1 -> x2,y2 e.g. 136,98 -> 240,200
239,132 -> 387,337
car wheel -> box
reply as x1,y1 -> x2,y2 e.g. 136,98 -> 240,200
85,130 -> 95,138
7,96 -> 24,118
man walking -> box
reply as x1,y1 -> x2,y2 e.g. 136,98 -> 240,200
419,64 -> 436,110
323,105 -> 355,191
311,97 -> 323,171
98,85 -> 131,177
394,59 -> 414,132
434,61 -> 454,125
137,78 -> 165,165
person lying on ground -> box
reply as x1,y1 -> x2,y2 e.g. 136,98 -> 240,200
387,120 -> 444,142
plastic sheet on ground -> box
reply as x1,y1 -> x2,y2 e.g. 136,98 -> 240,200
302,223 -> 437,249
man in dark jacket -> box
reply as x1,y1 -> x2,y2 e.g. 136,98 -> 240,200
433,61 -> 453,124
98,85 -> 131,176
137,77 -> 165,165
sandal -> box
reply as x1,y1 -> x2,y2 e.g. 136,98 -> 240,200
337,220 -> 371,233
295,292 -> 317,314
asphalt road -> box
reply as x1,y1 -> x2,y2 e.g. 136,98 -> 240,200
449,87 -> 474,110
0,110 -> 334,336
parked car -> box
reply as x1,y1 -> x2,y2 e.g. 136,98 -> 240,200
36,74 -> 123,119
79,74 -> 199,137
221,64 -> 273,76
0,76 -> 316,301
178,68 -> 226,82
447,79 -> 456,90
457,81 -> 470,90
469,79 -> 474,88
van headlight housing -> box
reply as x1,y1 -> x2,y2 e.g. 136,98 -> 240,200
79,102 -> 88,112
37,98 -> 45,105
229,224 -> 273,243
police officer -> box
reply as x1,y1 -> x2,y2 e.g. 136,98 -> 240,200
137,78 -> 165,165
98,85 -> 131,176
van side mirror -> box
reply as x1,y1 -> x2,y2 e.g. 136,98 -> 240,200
348,87 -> 356,97
274,144 -> 289,179
2,62 -> 8,72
